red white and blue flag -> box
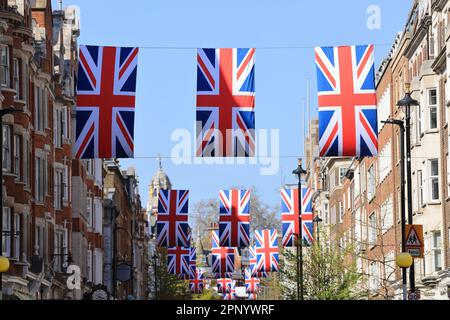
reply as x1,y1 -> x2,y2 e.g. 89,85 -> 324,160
167,247 -> 190,276
211,230 -> 236,275
249,246 -> 268,278
254,229 -> 279,273
315,45 -> 377,157
219,189 -> 251,248
281,188 -> 314,247
189,247 -> 196,275
75,45 -> 138,159
189,267 -> 204,294
196,48 -> 255,157
244,269 -> 260,294
157,190 -> 190,247
217,277 -> 233,294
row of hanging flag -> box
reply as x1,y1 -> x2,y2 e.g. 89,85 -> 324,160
74,44 -> 378,159
157,188 -> 313,299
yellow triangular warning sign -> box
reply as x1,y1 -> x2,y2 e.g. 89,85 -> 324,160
406,227 -> 421,246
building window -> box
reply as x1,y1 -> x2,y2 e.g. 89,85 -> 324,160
429,159 -> 439,201
339,201 -> 344,223
417,170 -> 423,207
428,88 -> 438,130
35,156 -> 45,203
13,213 -> 20,259
381,197 -> 393,234
338,168 -> 346,186
432,230 -> 442,272
369,261 -> 380,291
35,223 -> 45,258
368,165 -> 376,201
87,197 -> 93,227
34,86 -> 47,132
63,166 -> 69,202
2,208 -> 11,257
2,125 -> 11,172
54,169 -> 63,210
13,58 -> 20,99
0,46 -> 10,87
24,139 -> 30,187
62,106 -> 68,140
378,140 -> 392,182
23,62 -> 29,110
369,212 -> 377,246
54,230 -> 64,272
87,248 -> 93,282
323,203 -> 329,225
54,108 -> 62,147
13,135 -> 21,178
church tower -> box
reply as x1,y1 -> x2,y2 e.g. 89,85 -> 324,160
146,157 -> 172,236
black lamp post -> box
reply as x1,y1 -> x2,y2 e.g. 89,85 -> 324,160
152,253 -> 158,300
313,215 -> 323,243
292,158 -> 307,300
397,85 -> 419,296
382,119 -> 407,300
0,107 -> 20,300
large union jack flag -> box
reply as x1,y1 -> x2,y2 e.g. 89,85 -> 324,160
254,229 -> 279,273
211,231 -> 236,275
189,247 -> 196,275
189,267 -> 204,294
157,190 -> 190,247
217,277 -> 233,294
167,247 -> 190,276
315,45 -> 378,157
196,48 -> 255,157
75,45 -> 138,159
219,189 -> 251,248
281,188 -> 314,247
244,268 -> 260,294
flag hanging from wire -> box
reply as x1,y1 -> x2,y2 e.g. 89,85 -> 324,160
75,45 -> 138,159
315,45 -> 378,157
196,48 -> 255,157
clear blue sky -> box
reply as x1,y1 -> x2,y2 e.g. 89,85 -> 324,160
53,0 -> 410,210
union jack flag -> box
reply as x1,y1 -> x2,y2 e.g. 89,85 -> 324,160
254,229 -> 279,273
196,48 -> 255,157
216,277 -> 233,294
157,190 -> 190,247
167,247 -> 190,276
211,231 -> 236,275
244,269 -> 260,293
219,189 -> 251,248
75,45 -> 138,159
189,247 -> 196,275
315,45 -> 377,157
222,292 -> 236,300
189,267 -> 204,294
248,246 -> 268,278
281,188 -> 314,247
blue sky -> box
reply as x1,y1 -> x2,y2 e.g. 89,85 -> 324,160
53,0 -> 410,209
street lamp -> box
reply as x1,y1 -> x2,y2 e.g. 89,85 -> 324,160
152,253 -> 158,300
0,107 -> 20,300
397,84 -> 419,295
382,118 -> 407,300
312,215 -> 322,243
292,158 -> 307,300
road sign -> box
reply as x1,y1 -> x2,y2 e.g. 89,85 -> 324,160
405,224 -> 424,258
116,263 -> 132,282
408,290 -> 420,300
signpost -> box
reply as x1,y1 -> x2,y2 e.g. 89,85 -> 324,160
405,224 -> 424,258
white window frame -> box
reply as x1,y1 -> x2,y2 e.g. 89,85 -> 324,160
13,134 -> 20,178
429,159 -> 439,201
0,45 -> 10,87
369,212 -> 377,246
428,88 -> 438,130
13,58 -> 20,99
2,125 -> 11,172
2,207 -> 11,257
432,230 -> 442,272
14,213 -> 20,259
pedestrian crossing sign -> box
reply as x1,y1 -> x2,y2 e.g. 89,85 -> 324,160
405,224 -> 424,258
